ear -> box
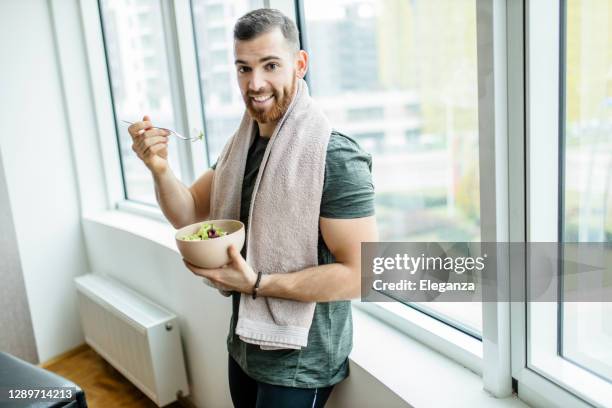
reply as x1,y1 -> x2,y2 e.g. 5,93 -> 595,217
295,50 -> 309,79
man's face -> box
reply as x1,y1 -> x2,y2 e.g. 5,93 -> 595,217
234,28 -> 307,124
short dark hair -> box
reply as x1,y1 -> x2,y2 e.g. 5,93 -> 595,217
234,8 -> 300,53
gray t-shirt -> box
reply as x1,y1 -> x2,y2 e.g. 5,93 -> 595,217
211,129 -> 374,388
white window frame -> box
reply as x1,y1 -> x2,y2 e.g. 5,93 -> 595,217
80,0 -> 207,215
80,0 -> 125,210
477,0 -> 513,397
511,1 -> 612,407
353,0 -> 515,398
116,0 -> 209,216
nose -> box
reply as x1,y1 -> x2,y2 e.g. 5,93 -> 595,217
248,71 -> 266,93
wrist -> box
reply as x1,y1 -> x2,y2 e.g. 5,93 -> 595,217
255,273 -> 275,298
251,271 -> 263,299
151,166 -> 171,182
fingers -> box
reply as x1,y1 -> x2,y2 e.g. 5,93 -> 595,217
134,134 -> 168,156
129,125 -> 170,149
144,128 -> 171,139
140,142 -> 167,159
142,136 -> 168,152
183,259 -> 220,280
128,122 -> 166,140
127,115 -> 169,141
128,114 -> 170,161
228,245 -> 238,258
127,120 -> 152,139
228,245 -> 246,266
138,130 -> 169,149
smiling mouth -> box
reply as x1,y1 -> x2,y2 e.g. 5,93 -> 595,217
250,95 -> 274,105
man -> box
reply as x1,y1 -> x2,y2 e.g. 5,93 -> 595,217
128,8 -> 377,408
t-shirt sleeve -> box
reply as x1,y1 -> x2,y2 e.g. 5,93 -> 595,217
320,132 -> 375,219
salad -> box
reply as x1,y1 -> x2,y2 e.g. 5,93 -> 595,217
180,223 -> 227,241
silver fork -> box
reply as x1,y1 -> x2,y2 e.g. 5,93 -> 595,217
121,120 -> 202,142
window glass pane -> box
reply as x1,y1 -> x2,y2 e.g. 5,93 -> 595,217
303,0 -> 481,334
561,0 -> 612,382
99,0 -> 182,205
191,0 -> 265,165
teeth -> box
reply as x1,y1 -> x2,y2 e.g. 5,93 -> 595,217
252,95 -> 272,102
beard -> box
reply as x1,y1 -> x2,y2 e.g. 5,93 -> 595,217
243,75 -> 297,124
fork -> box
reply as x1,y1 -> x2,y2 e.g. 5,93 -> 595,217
121,120 -> 202,142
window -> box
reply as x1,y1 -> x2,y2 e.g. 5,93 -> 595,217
99,0 -> 183,205
303,0 -> 482,335
519,0 -> 612,405
346,106 -> 385,121
206,3 -> 225,20
191,0 -> 265,165
207,27 -> 227,45
561,0 -> 612,385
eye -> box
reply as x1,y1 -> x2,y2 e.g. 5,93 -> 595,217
266,63 -> 279,71
238,66 -> 251,74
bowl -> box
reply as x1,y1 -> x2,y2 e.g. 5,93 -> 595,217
175,219 -> 245,269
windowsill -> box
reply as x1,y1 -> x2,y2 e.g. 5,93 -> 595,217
84,207 -> 178,253
349,307 -> 527,407
83,208 -> 527,408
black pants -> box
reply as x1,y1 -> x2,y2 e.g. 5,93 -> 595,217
228,355 -> 335,408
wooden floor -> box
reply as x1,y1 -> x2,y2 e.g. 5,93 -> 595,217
42,344 -> 183,408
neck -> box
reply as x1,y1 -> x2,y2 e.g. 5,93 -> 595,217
257,121 -> 277,139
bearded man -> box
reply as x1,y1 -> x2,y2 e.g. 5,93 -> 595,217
128,8 -> 377,408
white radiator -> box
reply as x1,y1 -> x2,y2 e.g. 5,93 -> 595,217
74,274 -> 190,406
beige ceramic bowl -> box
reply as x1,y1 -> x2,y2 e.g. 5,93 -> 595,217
175,219 -> 245,269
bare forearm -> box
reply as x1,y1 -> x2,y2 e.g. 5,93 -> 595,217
153,168 -> 197,229
257,263 -> 360,302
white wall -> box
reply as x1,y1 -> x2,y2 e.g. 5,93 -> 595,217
0,0 -> 89,363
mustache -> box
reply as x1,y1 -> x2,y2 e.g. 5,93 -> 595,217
247,91 -> 276,97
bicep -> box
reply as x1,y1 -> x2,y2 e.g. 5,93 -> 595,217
189,168 -> 214,221
320,216 -> 378,267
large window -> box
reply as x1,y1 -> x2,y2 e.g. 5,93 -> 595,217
560,0 -> 612,384
191,0 -> 265,165
99,0 -> 183,205
521,0 -> 612,406
303,0 -> 482,335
